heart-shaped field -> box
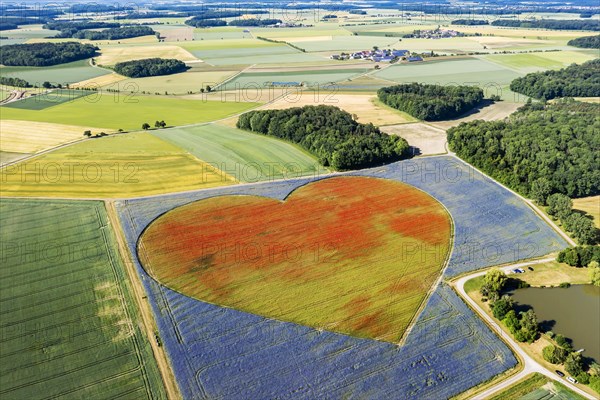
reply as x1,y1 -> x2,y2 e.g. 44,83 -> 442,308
138,177 -> 452,342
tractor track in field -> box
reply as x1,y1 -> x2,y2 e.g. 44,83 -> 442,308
105,200 -> 181,400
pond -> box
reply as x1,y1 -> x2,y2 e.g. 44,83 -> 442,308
511,284 -> 600,362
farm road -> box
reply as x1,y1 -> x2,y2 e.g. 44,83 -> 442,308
453,258 -> 596,400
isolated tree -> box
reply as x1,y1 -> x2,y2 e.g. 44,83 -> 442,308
155,120 -> 161,128
42,81 -> 52,89
159,120 -> 166,128
530,178 -> 552,205
519,309 -> 539,343
142,123 -> 150,130
83,130 -> 92,137
205,85 -> 212,92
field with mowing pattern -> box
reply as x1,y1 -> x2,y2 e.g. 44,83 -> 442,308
152,124 -> 327,182
0,133 -> 236,198
573,195 -> 600,228
0,199 -> 166,399
180,42 -> 324,65
0,95 -> 259,130
221,68 -> 368,89
0,120 -> 109,153
482,51 -> 597,73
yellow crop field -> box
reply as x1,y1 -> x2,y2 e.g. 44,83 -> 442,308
0,132 -> 236,198
0,120 -> 109,153
95,45 -> 197,65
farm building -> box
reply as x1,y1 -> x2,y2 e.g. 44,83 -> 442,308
392,50 -> 409,57
407,56 -> 423,62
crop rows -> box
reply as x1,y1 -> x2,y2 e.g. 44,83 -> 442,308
0,199 -> 166,399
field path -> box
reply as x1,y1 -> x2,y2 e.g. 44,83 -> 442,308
452,259 -> 596,400
105,200 -> 182,400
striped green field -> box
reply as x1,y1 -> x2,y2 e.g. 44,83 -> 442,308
0,199 -> 166,399
0,59 -> 110,85
151,123 -> 328,182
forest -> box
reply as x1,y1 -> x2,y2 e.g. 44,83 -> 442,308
229,19 -> 282,27
185,19 -> 227,28
567,35 -> 600,49
509,59 -> 600,100
0,42 -> 98,66
451,19 -> 488,25
72,26 -> 156,40
113,58 -> 188,78
44,21 -> 121,38
236,105 -> 409,170
491,19 -> 599,31
447,100 -> 600,199
377,83 -> 484,121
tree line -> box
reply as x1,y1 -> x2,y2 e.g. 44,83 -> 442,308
557,246 -> 600,270
567,35 -> 600,49
451,19 -> 488,25
377,83 -> 484,121
0,76 -> 31,87
113,58 -> 188,78
185,19 -> 227,28
0,42 -> 98,66
229,19 -> 282,27
448,100 -> 600,199
542,193 -> 598,245
236,105 -> 409,170
44,21 -> 121,38
510,59 -> 600,100
491,19 -> 599,31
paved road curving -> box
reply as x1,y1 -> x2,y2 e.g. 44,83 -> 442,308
453,258 -> 596,400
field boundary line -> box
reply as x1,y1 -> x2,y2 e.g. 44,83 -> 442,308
105,200 -> 181,400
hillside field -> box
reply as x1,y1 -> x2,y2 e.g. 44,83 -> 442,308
0,199 -> 166,399
152,124 -> 327,182
0,133 -> 236,198
0,95 -> 259,130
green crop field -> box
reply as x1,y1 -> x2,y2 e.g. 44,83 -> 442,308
2,89 -> 93,110
374,57 -> 523,101
0,95 -> 259,130
489,373 -> 585,400
0,198 -> 166,399
483,51 -> 597,73
221,68 -> 369,89
152,123 -> 328,182
181,43 -> 324,65
0,60 -> 111,85
0,132 -> 236,198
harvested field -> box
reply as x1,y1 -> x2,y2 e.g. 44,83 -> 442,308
381,123 -> 447,156
573,196 -> 600,228
260,93 -> 416,126
428,101 -> 521,130
0,120 -> 108,153
95,45 -> 197,66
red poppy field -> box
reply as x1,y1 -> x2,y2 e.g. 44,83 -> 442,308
138,176 -> 452,342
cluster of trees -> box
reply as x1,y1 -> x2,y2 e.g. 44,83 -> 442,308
377,83 -> 484,121
74,26 -> 156,41
228,18 -> 282,27
451,19 -> 488,25
567,35 -> 600,49
491,19 -> 600,31
447,100 -> 600,199
115,12 -> 189,20
186,19 -> 227,28
0,42 -> 98,66
481,269 -> 539,343
44,21 -> 121,38
0,76 -> 31,88
557,246 -> 600,268
0,17 -> 50,31
543,333 -> 600,390
543,193 -> 598,245
142,121 -> 167,130
113,58 -> 188,78
510,59 -> 600,100
236,105 -> 410,170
